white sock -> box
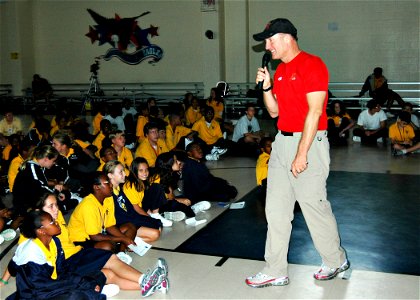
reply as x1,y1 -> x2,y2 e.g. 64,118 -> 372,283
138,274 -> 145,285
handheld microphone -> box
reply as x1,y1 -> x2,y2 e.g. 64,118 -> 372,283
257,52 -> 271,90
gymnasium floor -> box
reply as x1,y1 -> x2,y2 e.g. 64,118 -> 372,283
0,115 -> 419,299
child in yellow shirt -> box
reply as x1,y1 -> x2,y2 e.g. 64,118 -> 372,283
256,137 -> 273,200
389,111 -> 416,155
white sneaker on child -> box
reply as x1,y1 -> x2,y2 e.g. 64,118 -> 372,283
205,153 -> 219,161
211,146 -> 227,155
126,142 -> 136,150
191,201 -> 211,214
185,217 -> 207,226
116,252 -> 133,265
164,211 -> 186,222
102,284 -> 120,298
149,213 -> 173,227
70,192 -> 83,203
184,138 -> 194,150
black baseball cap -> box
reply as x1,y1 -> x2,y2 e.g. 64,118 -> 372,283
253,18 -> 298,41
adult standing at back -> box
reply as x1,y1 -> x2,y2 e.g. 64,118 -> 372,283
358,67 -> 405,117
32,74 -> 53,105
246,18 -> 348,288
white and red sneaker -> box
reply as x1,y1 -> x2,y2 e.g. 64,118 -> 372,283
245,272 -> 289,288
313,260 -> 350,281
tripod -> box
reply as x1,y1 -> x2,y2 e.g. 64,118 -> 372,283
88,73 -> 103,96
81,72 -> 104,113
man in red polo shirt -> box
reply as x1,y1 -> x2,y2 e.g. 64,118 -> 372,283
246,18 -> 349,288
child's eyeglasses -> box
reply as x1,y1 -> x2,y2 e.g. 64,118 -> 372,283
41,220 -> 59,228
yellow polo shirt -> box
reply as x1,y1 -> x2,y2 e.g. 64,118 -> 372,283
56,211 -> 82,259
256,152 -> 270,186
93,132 -> 106,158
207,99 -> 224,120
185,106 -> 202,126
192,116 -> 223,145
92,113 -> 104,136
123,182 -> 145,207
8,154 -> 24,191
328,113 -> 352,127
389,123 -> 415,144
136,116 -> 149,142
2,144 -> 12,161
166,124 -> 192,150
117,146 -> 133,171
135,138 -> 169,167
74,139 -> 90,149
68,194 -> 116,243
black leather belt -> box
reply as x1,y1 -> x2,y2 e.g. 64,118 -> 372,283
280,131 -> 294,136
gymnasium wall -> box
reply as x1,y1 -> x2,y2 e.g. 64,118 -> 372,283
1,0 -> 418,97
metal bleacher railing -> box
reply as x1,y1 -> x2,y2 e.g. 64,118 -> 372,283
224,82 -> 420,113
2,81 -> 418,115
8,82 -> 205,111
46,82 -> 205,105
0,84 -> 12,97
328,82 -> 420,111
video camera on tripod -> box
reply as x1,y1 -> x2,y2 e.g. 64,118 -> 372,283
90,57 -> 101,76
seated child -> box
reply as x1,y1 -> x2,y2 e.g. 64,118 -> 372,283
389,111 -> 416,155
104,160 -> 161,243
136,104 -> 150,143
8,210 -> 107,299
8,139 -> 37,193
0,202 -> 21,236
150,151 -> 209,226
327,100 -> 355,146
191,106 -> 228,160
68,172 -> 137,253
2,193 -> 169,297
92,119 -> 112,158
135,122 -> 169,167
98,146 -> 118,171
123,157 -> 173,227
182,142 -> 238,203
110,130 -> 133,175
256,137 -> 273,200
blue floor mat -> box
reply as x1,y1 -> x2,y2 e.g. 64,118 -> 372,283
176,171 -> 420,275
